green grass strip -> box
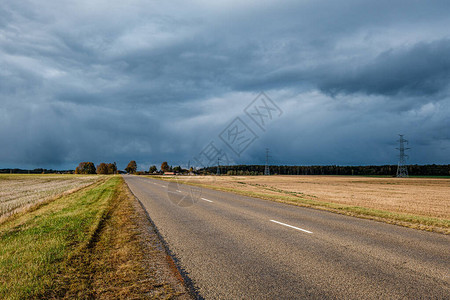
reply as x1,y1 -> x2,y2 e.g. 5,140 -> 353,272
0,177 -> 120,299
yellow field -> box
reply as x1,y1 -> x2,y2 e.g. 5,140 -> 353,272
0,174 -> 100,219
203,176 -> 449,218
162,175 -> 450,231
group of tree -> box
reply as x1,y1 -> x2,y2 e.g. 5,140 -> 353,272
158,162 -> 192,174
160,161 -> 170,172
96,162 -> 118,174
127,162 -> 191,175
124,161 -> 174,175
125,161 -> 137,174
75,160 -> 193,175
75,162 -> 96,174
75,162 -> 117,175
200,164 -> 450,176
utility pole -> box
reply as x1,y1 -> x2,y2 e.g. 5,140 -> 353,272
264,148 -> 270,176
396,134 -> 410,178
216,157 -> 221,175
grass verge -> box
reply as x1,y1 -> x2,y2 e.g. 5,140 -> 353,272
152,176 -> 449,234
0,176 -> 189,299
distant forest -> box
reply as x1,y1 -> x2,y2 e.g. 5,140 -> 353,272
0,168 -> 73,174
201,164 -> 450,176
1,164 -> 449,176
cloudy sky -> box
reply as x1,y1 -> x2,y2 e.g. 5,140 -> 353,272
1,0 -> 449,170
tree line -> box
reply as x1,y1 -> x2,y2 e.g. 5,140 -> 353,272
4,162 -> 448,176
127,161 -> 192,175
0,168 -> 73,174
112,161 -> 450,176
200,164 -> 450,176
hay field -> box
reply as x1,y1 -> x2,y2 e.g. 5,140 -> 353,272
174,175 -> 450,220
0,174 -> 100,218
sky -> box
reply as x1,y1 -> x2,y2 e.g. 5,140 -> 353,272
1,0 -> 449,170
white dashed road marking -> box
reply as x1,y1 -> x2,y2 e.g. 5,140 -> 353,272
270,220 -> 313,234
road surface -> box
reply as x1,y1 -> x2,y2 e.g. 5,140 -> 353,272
123,175 -> 450,299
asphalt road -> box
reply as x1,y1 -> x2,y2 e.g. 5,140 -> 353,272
123,175 -> 450,299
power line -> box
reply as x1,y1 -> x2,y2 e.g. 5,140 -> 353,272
396,134 -> 410,178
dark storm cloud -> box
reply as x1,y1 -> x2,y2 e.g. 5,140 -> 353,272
0,0 -> 449,169
317,39 -> 450,96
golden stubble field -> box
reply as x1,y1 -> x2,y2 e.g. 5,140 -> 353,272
0,174 -> 100,219
178,175 -> 450,220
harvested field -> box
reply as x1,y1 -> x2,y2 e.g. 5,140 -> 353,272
0,174 -> 100,218
0,175 -> 188,298
157,175 -> 450,232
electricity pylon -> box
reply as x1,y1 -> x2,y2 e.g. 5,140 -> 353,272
216,157 -> 221,175
264,148 -> 270,176
396,134 -> 410,178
